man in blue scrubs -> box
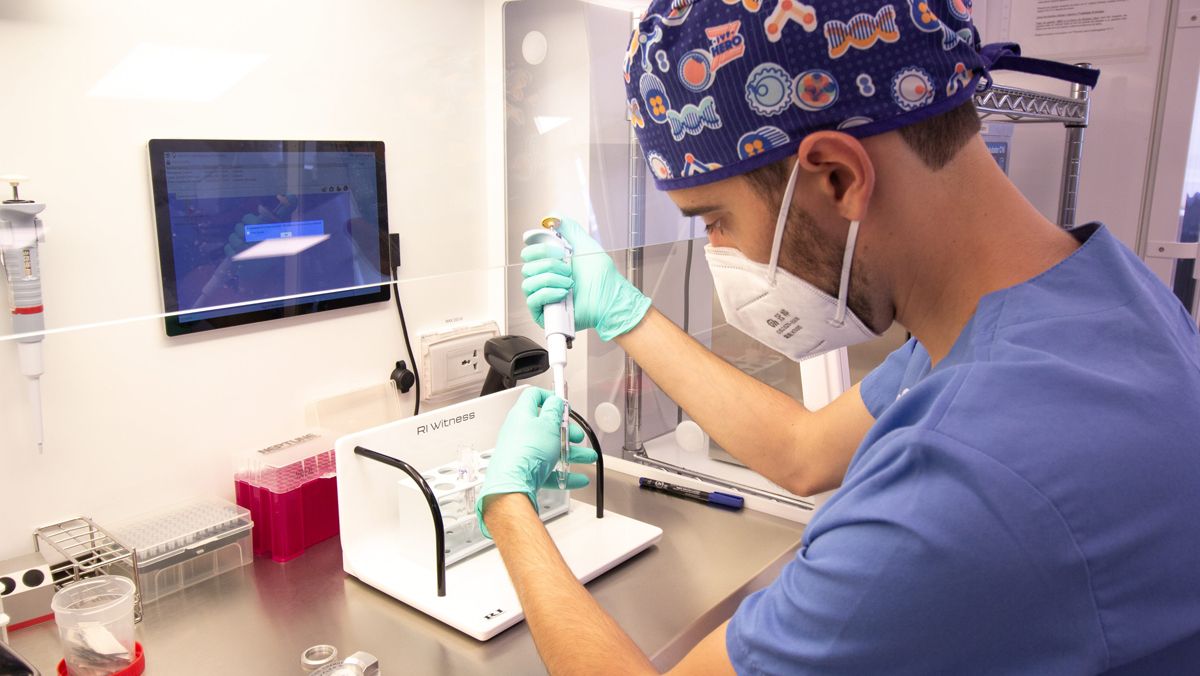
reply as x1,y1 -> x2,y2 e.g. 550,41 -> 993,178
475,1 -> 1200,673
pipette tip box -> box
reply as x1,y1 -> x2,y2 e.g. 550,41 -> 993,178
110,498 -> 253,604
234,432 -> 340,563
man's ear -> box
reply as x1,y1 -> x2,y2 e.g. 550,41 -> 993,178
794,131 -> 875,222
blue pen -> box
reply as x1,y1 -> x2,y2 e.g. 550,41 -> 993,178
638,477 -> 744,510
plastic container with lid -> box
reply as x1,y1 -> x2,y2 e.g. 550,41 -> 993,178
110,498 -> 253,604
234,432 -> 340,563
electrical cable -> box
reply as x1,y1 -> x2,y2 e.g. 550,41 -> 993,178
569,409 -> 604,518
393,266 -> 420,417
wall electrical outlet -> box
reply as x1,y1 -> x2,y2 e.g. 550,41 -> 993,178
445,344 -> 482,383
420,321 -> 500,401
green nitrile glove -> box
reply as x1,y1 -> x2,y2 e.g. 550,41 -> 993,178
521,216 -> 652,341
476,388 -> 598,539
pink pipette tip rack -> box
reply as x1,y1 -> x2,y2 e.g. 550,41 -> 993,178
233,432 -> 340,563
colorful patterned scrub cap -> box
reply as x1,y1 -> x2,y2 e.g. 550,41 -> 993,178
623,0 -> 1097,190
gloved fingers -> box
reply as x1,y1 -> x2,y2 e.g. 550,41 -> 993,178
540,471 -> 591,490
511,387 -> 552,417
548,216 -> 597,253
521,242 -> 566,263
537,394 -> 565,425
571,248 -> 616,269
567,444 -> 597,464
568,420 -> 585,444
526,287 -> 569,313
521,257 -> 572,279
563,471 -> 591,490
521,272 -> 573,297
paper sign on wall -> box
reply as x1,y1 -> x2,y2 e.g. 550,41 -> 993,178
1007,0 -> 1150,59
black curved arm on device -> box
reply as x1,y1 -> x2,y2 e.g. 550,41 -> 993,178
353,445 -> 447,598
568,410 -> 604,519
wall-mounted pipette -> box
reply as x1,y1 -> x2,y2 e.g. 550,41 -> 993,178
522,217 -> 574,489
0,176 -> 48,453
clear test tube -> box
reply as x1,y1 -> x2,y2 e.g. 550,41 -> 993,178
458,444 -> 479,540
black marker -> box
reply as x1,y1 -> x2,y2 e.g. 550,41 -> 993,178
638,477 -> 744,510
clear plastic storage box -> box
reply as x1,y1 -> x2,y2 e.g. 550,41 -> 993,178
110,498 -> 253,604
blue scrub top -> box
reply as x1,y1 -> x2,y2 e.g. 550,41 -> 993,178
727,224 -> 1200,674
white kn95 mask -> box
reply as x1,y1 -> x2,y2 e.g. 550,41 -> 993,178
704,160 -> 881,361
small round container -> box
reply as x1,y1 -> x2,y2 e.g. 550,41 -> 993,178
302,644 -> 338,672
51,576 -> 136,675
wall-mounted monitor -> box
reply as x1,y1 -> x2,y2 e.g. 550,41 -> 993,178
149,139 -> 390,336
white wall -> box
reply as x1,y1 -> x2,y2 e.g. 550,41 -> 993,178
0,1 -> 501,559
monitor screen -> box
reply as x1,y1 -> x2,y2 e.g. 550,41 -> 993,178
149,139 -> 391,336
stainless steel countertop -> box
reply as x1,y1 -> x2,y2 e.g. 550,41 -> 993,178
10,469 -> 803,674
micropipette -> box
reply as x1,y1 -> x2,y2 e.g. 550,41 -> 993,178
0,176 -> 48,454
522,217 -> 575,489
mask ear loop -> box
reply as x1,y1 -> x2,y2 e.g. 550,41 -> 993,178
767,158 -> 803,286
832,219 -> 861,326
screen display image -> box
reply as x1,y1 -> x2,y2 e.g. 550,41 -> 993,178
149,140 -> 390,335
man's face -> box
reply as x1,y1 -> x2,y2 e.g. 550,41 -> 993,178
667,170 -> 848,303
668,172 -> 774,258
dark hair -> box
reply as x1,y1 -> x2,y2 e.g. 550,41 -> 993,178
896,100 -> 982,170
743,100 -> 981,202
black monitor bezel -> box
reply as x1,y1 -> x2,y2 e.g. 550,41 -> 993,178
149,139 -> 391,337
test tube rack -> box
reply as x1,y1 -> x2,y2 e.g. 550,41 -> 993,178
33,518 -> 143,623
414,452 -> 569,567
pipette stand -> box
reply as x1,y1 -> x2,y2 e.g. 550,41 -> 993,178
334,386 -> 661,640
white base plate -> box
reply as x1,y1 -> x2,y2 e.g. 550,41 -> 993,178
344,500 -> 662,640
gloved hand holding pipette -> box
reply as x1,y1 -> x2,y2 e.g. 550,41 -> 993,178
521,215 -> 651,491
521,218 -> 577,488
520,216 -> 651,342
475,388 -> 597,539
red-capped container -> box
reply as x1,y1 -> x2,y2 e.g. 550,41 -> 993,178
58,642 -> 145,675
